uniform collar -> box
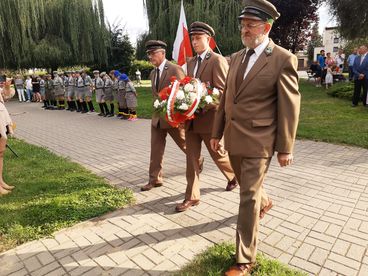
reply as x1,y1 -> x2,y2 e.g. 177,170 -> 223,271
157,59 -> 167,72
251,37 -> 269,57
197,48 -> 210,61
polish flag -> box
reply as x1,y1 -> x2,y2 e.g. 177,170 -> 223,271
172,0 -> 192,66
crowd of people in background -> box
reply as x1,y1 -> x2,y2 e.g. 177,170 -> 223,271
309,45 -> 368,108
10,70 -> 139,121
309,48 -> 346,89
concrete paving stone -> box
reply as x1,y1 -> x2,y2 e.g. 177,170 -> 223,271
23,256 -> 42,272
4,102 -> 368,275
289,256 -> 321,275
324,259 -> 358,276
30,261 -> 60,276
309,247 -> 329,266
357,264 -> 368,276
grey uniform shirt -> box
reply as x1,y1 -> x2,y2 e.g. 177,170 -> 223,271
94,77 -> 104,90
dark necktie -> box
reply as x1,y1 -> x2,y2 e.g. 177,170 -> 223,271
195,56 -> 202,78
236,49 -> 255,91
155,68 -> 160,91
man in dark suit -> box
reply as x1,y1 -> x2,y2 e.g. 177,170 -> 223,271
211,0 -> 301,275
352,45 -> 368,107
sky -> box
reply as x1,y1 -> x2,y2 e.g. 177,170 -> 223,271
102,0 -> 336,44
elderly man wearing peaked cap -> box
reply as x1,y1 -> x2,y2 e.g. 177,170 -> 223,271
210,0 -> 301,275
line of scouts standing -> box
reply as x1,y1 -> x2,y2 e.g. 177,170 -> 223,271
43,69 -> 138,121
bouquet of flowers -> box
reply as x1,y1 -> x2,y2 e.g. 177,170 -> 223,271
153,76 -> 221,127
196,82 -> 220,112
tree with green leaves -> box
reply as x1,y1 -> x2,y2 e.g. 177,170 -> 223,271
140,0 -> 321,59
107,24 -> 135,73
0,0 -> 108,69
307,21 -> 323,61
327,0 -> 368,39
269,0 -> 321,53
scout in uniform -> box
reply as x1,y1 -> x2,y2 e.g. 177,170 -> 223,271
119,74 -> 138,121
116,72 -> 129,119
211,1 -> 300,274
76,70 -> 87,113
66,71 -> 77,111
175,22 -> 237,212
44,74 -> 53,109
102,72 -> 115,117
83,71 -> 95,112
93,70 -> 108,116
52,71 -> 65,110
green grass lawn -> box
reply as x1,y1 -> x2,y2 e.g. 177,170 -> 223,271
297,80 -> 368,148
0,139 -> 134,252
177,243 -> 306,276
134,79 -> 368,148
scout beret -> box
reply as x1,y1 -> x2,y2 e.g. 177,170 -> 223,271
189,21 -> 215,37
119,74 -> 129,81
114,70 -> 121,77
239,0 -> 280,21
145,40 -> 167,52
93,70 -> 100,74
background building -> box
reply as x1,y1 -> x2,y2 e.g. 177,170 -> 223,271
314,27 -> 346,61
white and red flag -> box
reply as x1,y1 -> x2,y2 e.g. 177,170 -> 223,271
172,0 -> 193,66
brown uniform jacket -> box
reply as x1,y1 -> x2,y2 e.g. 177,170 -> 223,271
150,60 -> 185,129
186,49 -> 229,133
212,40 -> 301,157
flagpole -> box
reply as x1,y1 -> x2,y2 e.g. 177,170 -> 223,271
215,44 -> 223,56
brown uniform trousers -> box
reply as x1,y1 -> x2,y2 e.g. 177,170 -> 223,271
148,60 -> 186,185
184,50 -> 235,200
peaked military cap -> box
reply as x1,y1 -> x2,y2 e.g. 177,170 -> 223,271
145,40 -> 167,52
239,0 -> 280,21
100,72 -> 106,77
53,71 -> 58,74
189,21 -> 215,37
93,70 -> 100,74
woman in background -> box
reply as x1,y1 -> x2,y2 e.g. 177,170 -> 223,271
0,90 -> 14,195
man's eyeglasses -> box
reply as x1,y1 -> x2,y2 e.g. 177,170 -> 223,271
147,50 -> 164,58
238,22 -> 265,31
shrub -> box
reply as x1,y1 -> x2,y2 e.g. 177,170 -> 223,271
326,82 -> 353,100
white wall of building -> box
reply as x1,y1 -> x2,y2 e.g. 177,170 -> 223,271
313,27 -> 346,61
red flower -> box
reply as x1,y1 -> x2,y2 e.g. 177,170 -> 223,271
158,87 -> 170,100
170,76 -> 177,83
207,88 -> 213,95
179,76 -> 192,85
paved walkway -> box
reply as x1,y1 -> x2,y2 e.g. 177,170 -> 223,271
1,102 -> 368,276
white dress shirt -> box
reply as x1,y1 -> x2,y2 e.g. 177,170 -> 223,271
156,59 -> 167,78
194,48 -> 209,77
243,37 -> 270,79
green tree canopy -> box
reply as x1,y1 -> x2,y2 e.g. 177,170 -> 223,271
327,0 -> 368,39
0,0 -> 108,69
140,0 -> 320,59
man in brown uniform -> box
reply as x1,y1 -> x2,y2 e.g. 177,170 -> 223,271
141,40 -> 197,191
175,22 -> 237,212
210,1 -> 301,275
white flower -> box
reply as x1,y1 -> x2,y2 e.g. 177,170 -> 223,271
212,88 -> 220,96
176,89 -> 185,100
184,83 -> 194,92
161,100 -> 167,105
204,95 -> 213,104
178,103 -> 189,110
153,99 -> 160,108
189,92 -> 197,102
